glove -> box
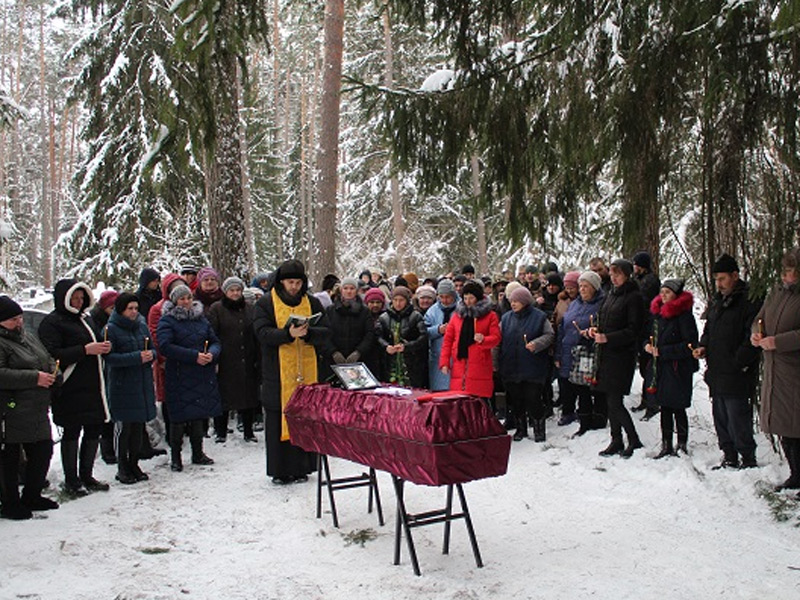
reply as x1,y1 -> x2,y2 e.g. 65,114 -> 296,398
332,352 -> 346,364
345,351 -> 360,363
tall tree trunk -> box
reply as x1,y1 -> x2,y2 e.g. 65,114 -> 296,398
205,5 -> 247,278
312,0 -> 344,285
237,69 -> 256,276
383,2 -> 404,274
471,154 -> 488,276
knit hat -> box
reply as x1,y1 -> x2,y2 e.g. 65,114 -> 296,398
138,268 -> 160,290
180,265 -> 198,275
632,251 -> 651,270
505,281 -> 523,297
341,276 -> 359,289
437,279 -> 457,299
416,285 -> 437,301
243,287 -> 264,303
392,286 -> 412,302
462,280 -> 485,301
712,253 -> 739,274
610,258 -> 634,277
402,272 -> 419,292
364,287 -> 386,306
541,261 -> 559,274
661,278 -> 685,296
563,271 -> 581,289
461,264 -> 475,275
197,267 -> 220,284
578,271 -> 602,291
222,276 -> 245,293
98,290 -> 120,311
509,286 -> 533,307
114,292 -> 139,314
525,265 -> 538,274
0,295 -> 23,322
546,273 -> 563,288
169,284 -> 193,304
321,273 -> 340,291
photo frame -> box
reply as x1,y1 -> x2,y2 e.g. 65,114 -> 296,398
331,362 -> 381,391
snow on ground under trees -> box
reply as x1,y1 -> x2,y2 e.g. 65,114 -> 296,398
2,373 -> 800,599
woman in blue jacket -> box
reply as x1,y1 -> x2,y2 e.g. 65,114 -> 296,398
499,287 -> 555,442
157,285 -> 222,472
105,293 -> 157,484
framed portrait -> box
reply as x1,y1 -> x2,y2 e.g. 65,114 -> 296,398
331,362 -> 381,391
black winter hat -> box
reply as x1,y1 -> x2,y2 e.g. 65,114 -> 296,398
610,258 -> 634,277
461,264 -> 475,275
321,273 -> 339,291
138,267 -> 160,289
115,292 -> 140,314
541,261 -> 559,275
546,273 -> 564,288
0,295 -> 23,322
525,265 -> 538,274
462,280 -> 485,300
276,259 -> 306,282
632,251 -> 651,270
712,253 -> 739,274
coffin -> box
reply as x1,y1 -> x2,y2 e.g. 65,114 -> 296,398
284,384 -> 511,486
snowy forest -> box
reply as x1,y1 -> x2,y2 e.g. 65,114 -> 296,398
0,0 -> 799,297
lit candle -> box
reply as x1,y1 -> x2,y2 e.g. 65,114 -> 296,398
203,340 -> 209,353
52,359 -> 60,376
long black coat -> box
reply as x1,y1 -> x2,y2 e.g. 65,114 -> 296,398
0,326 -> 55,443
594,279 -> 644,396
156,301 -> 223,422
207,297 -> 260,411
377,304 -> 428,387
699,280 -> 761,398
253,291 -> 329,412
649,292 -> 698,409
323,297 -> 375,379
38,279 -> 109,427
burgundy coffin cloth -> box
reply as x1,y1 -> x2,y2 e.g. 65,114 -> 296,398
284,384 -> 511,486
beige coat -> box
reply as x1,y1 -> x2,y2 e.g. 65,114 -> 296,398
754,284 -> 800,437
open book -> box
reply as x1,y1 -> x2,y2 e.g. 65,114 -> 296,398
287,313 -> 322,328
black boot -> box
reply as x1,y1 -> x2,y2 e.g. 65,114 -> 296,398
573,414 -> 592,437
79,437 -> 109,491
190,421 -> 214,465
776,438 -> 800,491
532,419 -> 546,443
170,423 -> 184,472
622,435 -> 644,458
653,440 -> 675,459
599,437 -> 624,456
512,415 -> 528,441
60,440 -> 88,497
100,425 -> 117,465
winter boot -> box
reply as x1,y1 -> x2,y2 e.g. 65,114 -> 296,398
533,419 -> 547,443
653,439 -> 675,460
0,503 -> 32,520
60,440 -> 88,497
512,415 -> 528,441
99,425 -> 117,465
599,437 -> 624,457
170,423 -> 184,472
79,438 -> 109,491
573,414 -> 592,437
776,438 -> 800,491
740,452 -> 757,469
190,421 -> 214,465
115,433 -> 137,485
622,435 -> 644,458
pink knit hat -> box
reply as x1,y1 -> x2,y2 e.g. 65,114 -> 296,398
564,271 -> 581,289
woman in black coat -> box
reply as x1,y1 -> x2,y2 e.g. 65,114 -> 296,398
105,293 -> 157,483
253,260 -> 330,484
208,277 -> 261,443
38,279 -> 111,496
589,259 -> 645,457
644,280 -> 698,458
377,286 -> 428,387
157,284 -> 222,471
323,277 -> 375,380
0,297 -> 59,519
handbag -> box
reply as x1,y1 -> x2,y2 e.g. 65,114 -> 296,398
568,343 -> 596,386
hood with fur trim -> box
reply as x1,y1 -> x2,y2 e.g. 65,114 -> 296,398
161,273 -> 187,301
53,278 -> 94,316
650,290 -> 694,319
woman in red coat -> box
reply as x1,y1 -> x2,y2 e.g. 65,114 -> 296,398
439,280 -> 501,402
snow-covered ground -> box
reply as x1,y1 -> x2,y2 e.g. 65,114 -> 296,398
2,375 -> 800,600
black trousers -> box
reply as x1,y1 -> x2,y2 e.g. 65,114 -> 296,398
712,395 -> 756,460
575,384 -> 607,428
660,407 -> 688,443
1,439 -> 52,508
504,380 -> 545,428
115,422 -> 143,471
215,407 -> 256,438
606,392 -> 638,442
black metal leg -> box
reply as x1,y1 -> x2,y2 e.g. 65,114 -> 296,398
456,483 -> 483,568
322,455 -> 340,528
369,468 -> 385,526
316,455 -> 323,519
392,475 -> 422,576
442,484 -> 454,555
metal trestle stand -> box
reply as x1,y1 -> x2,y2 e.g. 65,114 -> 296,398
316,454 -> 384,528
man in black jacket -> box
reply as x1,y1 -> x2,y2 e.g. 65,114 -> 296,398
631,251 -> 661,419
694,254 -> 761,468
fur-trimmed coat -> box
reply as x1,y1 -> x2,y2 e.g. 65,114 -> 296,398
647,291 -> 698,409
439,298 -> 501,398
156,300 -> 222,422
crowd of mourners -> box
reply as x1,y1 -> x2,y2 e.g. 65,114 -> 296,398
1,247 -> 800,521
